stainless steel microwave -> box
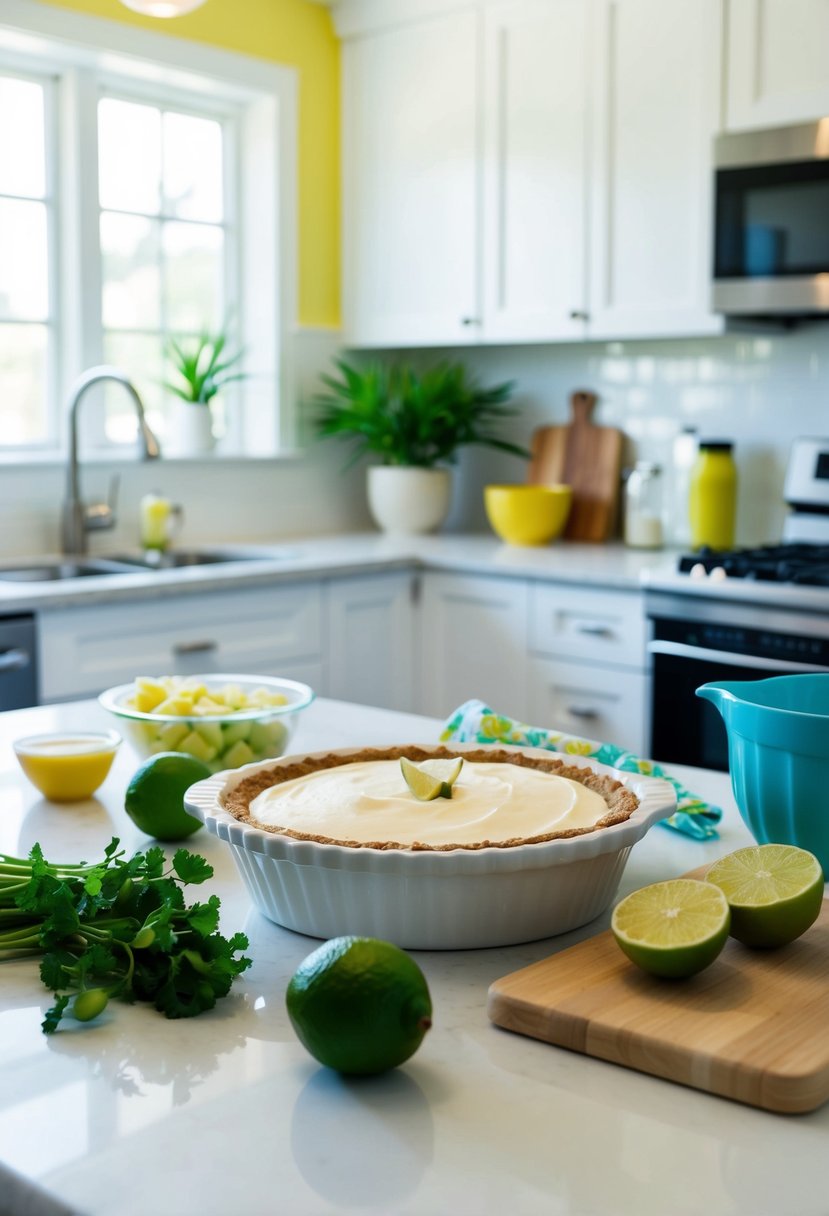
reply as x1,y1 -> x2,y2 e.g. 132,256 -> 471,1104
713,120 -> 829,318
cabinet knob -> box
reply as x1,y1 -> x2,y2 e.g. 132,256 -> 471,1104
569,309 -> 590,321
460,316 -> 482,327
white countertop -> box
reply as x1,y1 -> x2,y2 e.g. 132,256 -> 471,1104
0,697 -> 827,1216
0,534 -> 677,614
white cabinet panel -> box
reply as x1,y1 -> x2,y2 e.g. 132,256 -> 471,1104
341,8 -> 480,347
326,573 -> 414,711
38,584 -> 323,702
482,0 -> 589,342
588,0 -> 723,338
528,657 -> 648,755
529,582 -> 647,666
418,572 -> 528,720
727,0 -> 829,130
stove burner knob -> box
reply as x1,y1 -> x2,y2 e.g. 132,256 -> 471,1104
709,566 -> 728,582
690,563 -> 707,579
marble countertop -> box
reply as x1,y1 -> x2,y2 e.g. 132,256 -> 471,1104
0,534 -> 676,614
0,697 -> 826,1216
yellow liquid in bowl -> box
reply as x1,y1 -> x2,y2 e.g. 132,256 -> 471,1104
14,734 -> 119,802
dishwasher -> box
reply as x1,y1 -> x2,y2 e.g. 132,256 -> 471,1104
0,617 -> 38,710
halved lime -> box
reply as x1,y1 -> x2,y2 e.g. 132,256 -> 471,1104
400,756 -> 463,801
611,879 -> 731,979
706,843 -> 824,949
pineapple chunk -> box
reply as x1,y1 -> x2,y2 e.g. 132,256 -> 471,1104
221,739 -> 255,769
158,721 -> 190,750
178,730 -> 217,763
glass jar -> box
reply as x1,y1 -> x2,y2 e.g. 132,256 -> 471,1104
689,441 -> 737,550
668,426 -> 698,546
624,462 -> 664,549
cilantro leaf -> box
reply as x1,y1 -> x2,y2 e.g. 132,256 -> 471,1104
185,896 -> 221,939
42,994 -> 70,1034
172,850 -> 213,885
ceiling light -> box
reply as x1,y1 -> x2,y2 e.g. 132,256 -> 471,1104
119,0 -> 207,16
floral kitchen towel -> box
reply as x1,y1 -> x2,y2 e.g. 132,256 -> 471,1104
440,699 -> 721,840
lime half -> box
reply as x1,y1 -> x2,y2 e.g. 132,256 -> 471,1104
706,843 -> 824,949
400,756 -> 463,801
611,879 -> 731,979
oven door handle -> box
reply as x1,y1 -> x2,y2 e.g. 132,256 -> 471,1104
648,639 -> 829,674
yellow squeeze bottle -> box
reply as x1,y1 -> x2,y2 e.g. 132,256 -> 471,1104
689,441 -> 737,550
140,494 -> 173,551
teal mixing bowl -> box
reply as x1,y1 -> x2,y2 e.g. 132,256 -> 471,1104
697,674 -> 829,875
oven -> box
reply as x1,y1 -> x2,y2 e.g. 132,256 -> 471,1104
647,592 -> 829,771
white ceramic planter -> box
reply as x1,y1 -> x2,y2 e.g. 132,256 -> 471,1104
366,466 -> 452,535
168,401 -> 216,457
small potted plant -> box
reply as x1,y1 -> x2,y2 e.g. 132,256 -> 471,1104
314,359 -> 529,533
164,328 -> 247,456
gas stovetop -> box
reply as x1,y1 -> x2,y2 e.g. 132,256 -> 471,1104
678,543 -> 829,587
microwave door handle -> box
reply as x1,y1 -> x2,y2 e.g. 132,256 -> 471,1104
648,640 -> 828,674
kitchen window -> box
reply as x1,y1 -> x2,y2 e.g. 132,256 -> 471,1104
0,0 -> 298,460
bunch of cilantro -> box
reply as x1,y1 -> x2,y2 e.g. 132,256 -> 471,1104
0,837 -> 251,1032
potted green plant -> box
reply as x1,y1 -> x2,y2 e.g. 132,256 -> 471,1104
164,328 -> 247,456
314,359 -> 529,533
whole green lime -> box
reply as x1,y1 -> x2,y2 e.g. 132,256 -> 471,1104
124,751 -> 211,841
286,936 -> 433,1075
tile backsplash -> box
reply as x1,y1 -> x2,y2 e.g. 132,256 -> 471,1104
426,325 -> 829,545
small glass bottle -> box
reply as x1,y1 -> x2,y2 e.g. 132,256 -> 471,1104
689,441 -> 737,550
624,462 -> 664,549
669,426 -> 698,547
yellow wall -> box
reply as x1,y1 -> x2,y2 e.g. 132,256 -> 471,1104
40,0 -> 341,329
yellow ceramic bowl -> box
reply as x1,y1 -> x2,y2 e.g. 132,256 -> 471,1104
13,730 -> 121,802
484,484 -> 572,546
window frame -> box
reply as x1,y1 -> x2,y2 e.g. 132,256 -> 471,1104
0,0 -> 299,464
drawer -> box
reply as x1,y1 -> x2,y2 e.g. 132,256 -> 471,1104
38,583 -> 323,701
529,583 -> 646,668
528,657 -> 648,756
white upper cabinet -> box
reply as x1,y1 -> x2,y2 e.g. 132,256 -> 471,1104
341,7 -> 480,347
726,0 -> 829,131
481,0 -> 589,342
588,0 -> 724,338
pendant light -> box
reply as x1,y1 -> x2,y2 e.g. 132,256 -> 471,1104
119,0 -> 207,16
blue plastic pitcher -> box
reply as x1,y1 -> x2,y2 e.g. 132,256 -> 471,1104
697,674 -> 829,875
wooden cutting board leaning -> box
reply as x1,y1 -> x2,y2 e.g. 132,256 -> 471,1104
527,391 -> 623,542
487,875 -> 829,1114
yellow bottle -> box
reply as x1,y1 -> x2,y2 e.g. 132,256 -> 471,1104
689,441 -> 737,550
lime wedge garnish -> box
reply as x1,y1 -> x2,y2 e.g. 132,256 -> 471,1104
400,756 -> 463,801
611,879 -> 730,978
706,843 -> 824,948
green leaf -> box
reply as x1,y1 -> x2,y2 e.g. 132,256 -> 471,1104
172,851 -> 213,886
184,895 -> 220,939
42,994 -> 70,1034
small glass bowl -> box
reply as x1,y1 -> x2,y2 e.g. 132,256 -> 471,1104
13,730 -> 121,802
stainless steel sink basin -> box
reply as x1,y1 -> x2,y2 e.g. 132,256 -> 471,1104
0,559 -> 146,582
107,549 -> 293,569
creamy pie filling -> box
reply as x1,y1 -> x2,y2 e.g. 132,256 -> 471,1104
247,758 -> 610,847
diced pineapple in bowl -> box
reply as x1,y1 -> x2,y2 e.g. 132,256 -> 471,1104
99,674 -> 314,771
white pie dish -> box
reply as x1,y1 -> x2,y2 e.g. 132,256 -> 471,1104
183,743 -> 676,949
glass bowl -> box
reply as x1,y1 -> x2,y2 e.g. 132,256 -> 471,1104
99,673 -> 314,772
14,729 -> 121,801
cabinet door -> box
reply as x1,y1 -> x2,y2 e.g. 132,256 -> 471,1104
588,0 -> 724,339
418,572 -> 528,721
341,8 -> 480,348
726,0 -> 829,130
326,573 -> 414,712
528,656 -> 648,756
481,0 -> 589,342
529,583 -> 647,668
38,584 -> 323,702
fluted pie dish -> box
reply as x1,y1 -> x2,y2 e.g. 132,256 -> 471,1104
183,743 -> 676,949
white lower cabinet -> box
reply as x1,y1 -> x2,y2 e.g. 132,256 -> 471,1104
326,572 -> 415,712
417,572 -> 529,721
38,583 -> 324,702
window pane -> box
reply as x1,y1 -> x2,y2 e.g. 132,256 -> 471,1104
0,199 -> 49,321
0,77 -> 46,198
0,324 -> 48,444
102,331 -> 164,444
101,213 -> 161,329
98,97 -> 161,215
163,111 -> 223,222
163,221 -> 223,331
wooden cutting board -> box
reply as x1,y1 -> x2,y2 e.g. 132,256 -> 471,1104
527,391 -> 623,542
488,882 -> 829,1114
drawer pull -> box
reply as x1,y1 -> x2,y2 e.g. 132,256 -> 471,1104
0,648 -> 30,673
575,625 -> 613,638
566,705 -> 599,721
172,640 -> 218,656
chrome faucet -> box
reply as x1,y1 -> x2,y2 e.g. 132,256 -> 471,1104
61,365 -> 161,555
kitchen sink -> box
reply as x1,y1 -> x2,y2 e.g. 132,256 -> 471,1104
0,559 -> 147,582
106,548 -> 295,569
